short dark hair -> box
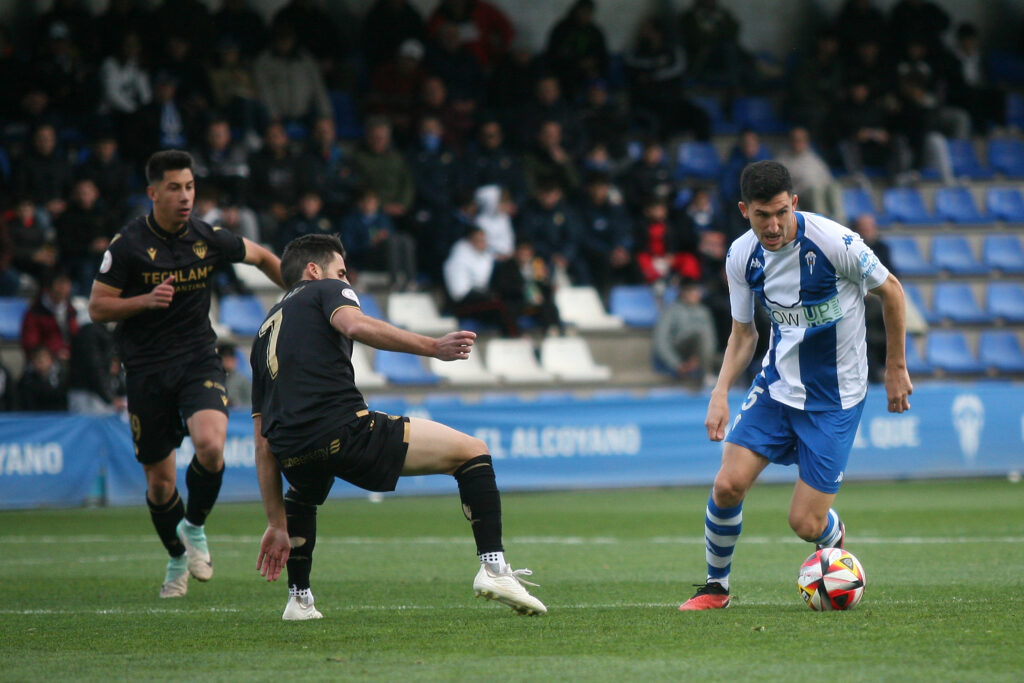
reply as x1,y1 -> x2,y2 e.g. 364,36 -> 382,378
740,160 -> 793,205
280,234 -> 347,289
146,150 -> 194,185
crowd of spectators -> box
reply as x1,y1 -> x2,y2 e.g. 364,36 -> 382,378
0,0 -> 1022,407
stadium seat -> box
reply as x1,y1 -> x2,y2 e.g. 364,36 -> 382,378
234,346 -> 252,381
933,187 -> 993,224
930,236 -> 988,275
985,187 -> 1024,222
218,295 -> 266,337
986,282 -> 1024,323
690,94 -> 735,135
947,139 -> 993,180
554,286 -> 624,331
986,139 -> 1024,178
329,90 -> 363,140
539,337 -> 612,382
882,236 -> 936,276
0,297 -> 28,341
842,188 -> 888,224
484,338 -> 555,384
982,235 -> 1024,274
351,343 -> 387,388
373,350 -> 441,385
905,334 -> 932,376
882,188 -> 940,225
356,291 -> 385,320
386,292 -> 457,335
608,285 -> 660,327
925,331 -> 985,374
676,141 -> 721,180
428,352 -> 498,386
902,283 -> 940,325
232,263 -> 281,292
932,283 -> 992,324
978,331 -> 1024,373
730,96 -> 787,133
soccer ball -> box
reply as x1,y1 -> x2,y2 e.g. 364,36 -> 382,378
797,547 -> 866,611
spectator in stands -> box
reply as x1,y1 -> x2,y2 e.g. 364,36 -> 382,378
473,184 -> 515,260
67,321 -> 125,415
888,0 -> 950,56
74,132 -> 134,221
18,346 -> 68,411
948,22 -> 1008,134
195,189 -> 261,243
367,39 -> 430,144
620,137 -> 675,213
275,190 -> 337,256
424,20 -> 486,105
460,118 -> 528,207
95,0 -> 151,61
828,78 -> 901,182
5,198 -> 57,285
213,0 -> 267,62
545,0 -> 610,100
577,79 -> 629,161
515,179 -> 583,285
0,359 -> 17,411
351,117 -> 416,236
775,127 -> 844,223
253,20 -> 333,126
34,0 -> 96,56
272,0 -> 349,88
653,278 -> 718,386
363,0 -> 426,71
895,35 -> 971,140
190,117 -> 251,207
218,343 -> 251,409
98,31 -> 151,129
249,121 -> 302,243
680,187 -> 729,277
154,33 -> 215,129
720,129 -> 773,206
522,120 -> 581,198
0,217 -> 20,296
443,225 -> 519,337
21,269 -> 78,364
624,18 -> 711,142
833,0 -> 888,55
0,24 -> 26,123
151,0 -> 215,63
844,37 -> 892,101
414,77 -> 474,154
851,213 -> 894,276
29,20 -> 96,123
55,178 -> 115,296
427,189 -> 482,284
14,123 -> 72,222
340,187 -> 418,291
787,30 -> 844,140
208,37 -> 266,146
576,171 -> 637,300
299,117 -> 359,218
491,238 -> 564,336
634,195 -> 700,291
485,36 -> 540,121
516,74 -> 580,155
678,0 -> 747,89
887,69 -> 955,185
124,70 -> 188,162
426,0 -> 515,71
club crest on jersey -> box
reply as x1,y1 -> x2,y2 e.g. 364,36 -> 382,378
341,288 -> 360,306
193,240 -> 208,259
805,251 -> 817,274
146,247 -> 157,261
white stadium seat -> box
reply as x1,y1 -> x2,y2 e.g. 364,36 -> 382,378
386,292 -> 458,336
484,338 -> 555,384
429,352 -> 499,386
554,286 -> 625,332
351,343 -> 387,388
540,336 -> 612,382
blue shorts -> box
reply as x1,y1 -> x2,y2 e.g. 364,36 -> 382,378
724,375 -> 865,494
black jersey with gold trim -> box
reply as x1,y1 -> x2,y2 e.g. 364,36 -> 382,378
95,213 -> 246,372
250,278 -> 368,454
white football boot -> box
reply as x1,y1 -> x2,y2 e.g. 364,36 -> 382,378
473,565 -> 547,615
283,591 -> 324,621
159,554 -> 189,598
176,519 -> 213,581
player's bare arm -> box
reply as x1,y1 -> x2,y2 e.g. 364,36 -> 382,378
331,306 -> 476,361
705,318 -> 759,441
871,273 -> 913,413
254,415 -> 290,582
242,238 -> 286,289
87,276 -> 175,322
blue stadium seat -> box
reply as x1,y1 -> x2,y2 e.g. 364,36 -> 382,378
947,139 -> 993,180
373,350 -> 442,385
883,236 -> 936,276
882,188 -> 940,225
933,187 -> 993,224
357,291 -> 385,320
985,187 -> 1024,222
730,96 -> 787,133
986,282 -> 1024,323
905,334 -> 932,376
608,285 -> 659,327
930,236 -> 988,275
329,90 -> 363,140
0,297 -> 28,341
842,188 -> 889,225
1007,92 -> 1024,128
978,331 -> 1024,373
982,235 -> 1024,274
986,139 -> 1024,178
676,141 -> 721,180
235,346 -> 252,381
690,94 -> 735,135
926,331 -> 985,374
218,295 -> 267,337
902,283 -> 940,325
0,147 -> 10,181
932,283 -> 992,324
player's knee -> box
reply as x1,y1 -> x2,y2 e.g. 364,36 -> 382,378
190,433 -> 225,464
448,436 -> 490,471
147,477 -> 176,504
712,474 -> 746,507
788,511 -> 825,542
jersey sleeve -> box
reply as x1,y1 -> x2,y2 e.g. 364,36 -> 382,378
320,281 -> 362,322
93,233 -> 130,290
831,228 -> 891,291
209,226 -> 248,263
725,240 -> 755,324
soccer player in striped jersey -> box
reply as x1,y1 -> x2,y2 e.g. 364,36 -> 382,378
679,161 -> 913,610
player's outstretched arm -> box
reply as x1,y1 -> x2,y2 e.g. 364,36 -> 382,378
87,277 -> 175,322
871,274 -> 913,413
331,306 -> 476,360
242,238 -> 286,289
705,318 -> 759,441
254,416 -> 290,581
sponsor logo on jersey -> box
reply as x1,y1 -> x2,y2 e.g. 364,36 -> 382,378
147,247 -> 157,261
765,294 -> 844,328
858,250 -> 879,280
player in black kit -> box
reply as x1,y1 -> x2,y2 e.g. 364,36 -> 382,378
252,234 -> 546,619
88,150 -> 284,598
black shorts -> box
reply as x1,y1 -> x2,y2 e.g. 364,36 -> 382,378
277,411 -> 410,505
126,353 -> 228,464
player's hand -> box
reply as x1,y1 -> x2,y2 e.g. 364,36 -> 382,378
435,330 -> 476,361
147,275 -> 175,309
884,366 -> 913,413
705,392 -> 730,442
257,525 -> 290,582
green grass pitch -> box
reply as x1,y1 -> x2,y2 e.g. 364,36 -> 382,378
2,478 -> 1022,682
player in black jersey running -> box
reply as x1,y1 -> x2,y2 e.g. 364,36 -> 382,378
89,150 -> 284,598
252,234 -> 546,619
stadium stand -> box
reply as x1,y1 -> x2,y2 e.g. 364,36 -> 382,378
930,236 -> 988,275
979,331 -> 1024,373
985,187 -> 1024,222
218,294 -> 266,337
351,343 -> 386,389
905,334 -> 933,377
946,139 -> 993,180
608,285 -> 659,328
981,235 -> 1024,274
373,349 -> 442,385
0,298 -> 29,341
484,339 -> 555,384
932,283 -> 992,325
553,287 -> 624,332
882,188 -> 941,225
676,141 -> 721,181
986,282 -> 1024,323
884,236 -> 937,276
539,336 -> 612,383
933,187 -> 993,224
386,292 -> 458,336
730,96 -> 787,134
842,188 -> 888,224
902,283 -> 940,325
428,353 -> 499,386
986,139 -> 1024,178
926,331 -> 986,375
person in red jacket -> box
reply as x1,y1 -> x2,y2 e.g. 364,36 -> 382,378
20,269 -> 79,363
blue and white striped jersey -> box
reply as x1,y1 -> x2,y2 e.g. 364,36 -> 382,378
726,211 -> 890,410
